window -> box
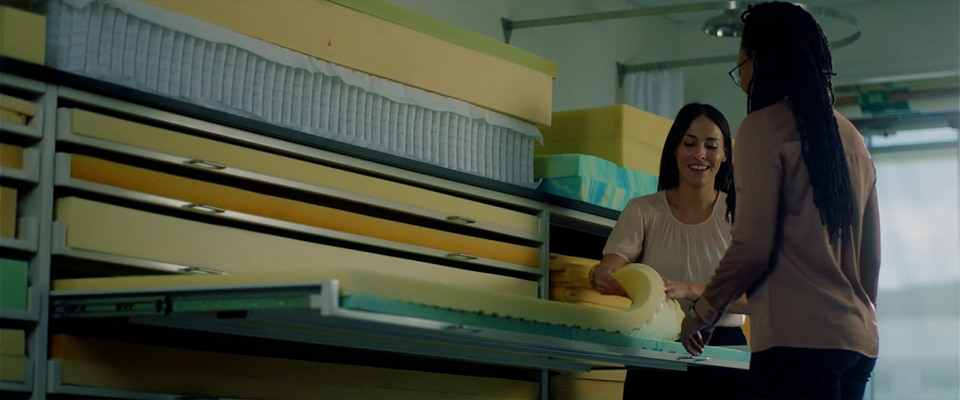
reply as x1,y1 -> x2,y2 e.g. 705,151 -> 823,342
865,128 -> 959,400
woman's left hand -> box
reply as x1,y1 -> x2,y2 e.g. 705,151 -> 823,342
680,314 -> 712,356
663,278 -> 697,300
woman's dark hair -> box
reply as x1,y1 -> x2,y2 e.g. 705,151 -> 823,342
737,1 -> 854,240
657,103 -> 734,219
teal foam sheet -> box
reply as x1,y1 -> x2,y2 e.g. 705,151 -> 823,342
339,295 -> 750,364
534,154 -> 658,211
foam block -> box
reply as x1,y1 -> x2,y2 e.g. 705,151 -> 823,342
0,6 -> 45,65
0,258 -> 28,311
535,154 -> 659,210
0,329 -> 25,356
0,94 -> 37,118
0,355 -> 26,383
51,335 -> 538,399
137,0 -> 555,125
0,143 -> 24,169
0,186 -> 16,238
70,109 -> 540,236
69,155 -> 540,267
55,197 -> 537,298
536,104 -> 674,174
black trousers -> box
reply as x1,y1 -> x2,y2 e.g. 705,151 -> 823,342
622,326 -> 750,400
750,347 -> 877,400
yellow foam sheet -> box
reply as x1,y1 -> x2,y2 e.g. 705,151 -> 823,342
139,0 -> 553,125
0,6 -> 45,65
0,94 -> 37,117
0,329 -> 25,356
0,355 -> 26,382
0,143 -> 24,169
70,154 -> 539,267
70,109 -> 539,236
55,197 -> 537,298
539,104 -> 673,147
535,136 -> 662,175
0,186 -> 16,238
0,109 -> 25,124
51,335 -> 538,400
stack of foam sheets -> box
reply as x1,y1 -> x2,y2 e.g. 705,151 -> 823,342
40,0 -> 557,186
535,154 -> 659,211
536,104 -> 673,176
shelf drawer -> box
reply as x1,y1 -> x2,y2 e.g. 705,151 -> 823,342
54,197 -> 538,298
66,153 -> 540,268
0,186 -> 15,238
66,108 -> 541,239
0,258 -> 27,312
50,335 -> 539,399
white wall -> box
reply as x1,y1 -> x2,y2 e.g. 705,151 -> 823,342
388,0 -> 960,133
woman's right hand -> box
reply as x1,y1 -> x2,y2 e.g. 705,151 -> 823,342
589,263 -> 629,297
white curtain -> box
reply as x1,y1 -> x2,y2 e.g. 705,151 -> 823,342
621,70 -> 684,119
863,133 -> 959,400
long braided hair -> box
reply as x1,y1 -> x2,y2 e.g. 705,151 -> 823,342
735,1 -> 855,240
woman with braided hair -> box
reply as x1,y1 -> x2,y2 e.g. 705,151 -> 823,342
679,2 -> 881,399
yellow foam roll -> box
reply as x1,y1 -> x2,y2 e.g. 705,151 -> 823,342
0,6 -> 46,65
55,197 -> 538,298
69,155 -> 539,267
139,0 -> 554,125
556,370 -> 626,382
550,287 -> 632,310
51,335 -> 538,399
0,143 -> 23,169
0,329 -> 25,356
0,186 -> 16,238
70,109 -> 539,236
550,375 -> 624,400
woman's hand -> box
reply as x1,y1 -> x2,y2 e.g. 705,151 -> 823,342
663,278 -> 703,301
589,263 -> 629,297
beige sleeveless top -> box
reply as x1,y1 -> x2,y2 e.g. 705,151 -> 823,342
602,191 -> 745,327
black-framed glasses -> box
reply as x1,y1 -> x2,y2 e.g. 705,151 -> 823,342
729,57 -> 751,87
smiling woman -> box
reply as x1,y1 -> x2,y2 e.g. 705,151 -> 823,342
587,103 -> 750,400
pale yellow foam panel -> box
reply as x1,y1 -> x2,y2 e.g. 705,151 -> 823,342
70,109 -> 539,236
51,335 -> 538,400
0,143 -> 24,170
0,94 -> 37,120
0,355 -> 26,383
0,186 -> 16,238
54,197 -> 537,298
70,155 -> 539,267
54,252 -> 667,335
536,104 -> 674,175
0,329 -> 25,356
0,6 -> 46,65
139,0 -> 554,125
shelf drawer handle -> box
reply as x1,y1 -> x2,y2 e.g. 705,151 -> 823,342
181,203 -> 225,214
183,159 -> 226,170
178,266 -> 228,275
445,252 -> 478,261
445,215 -> 477,225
